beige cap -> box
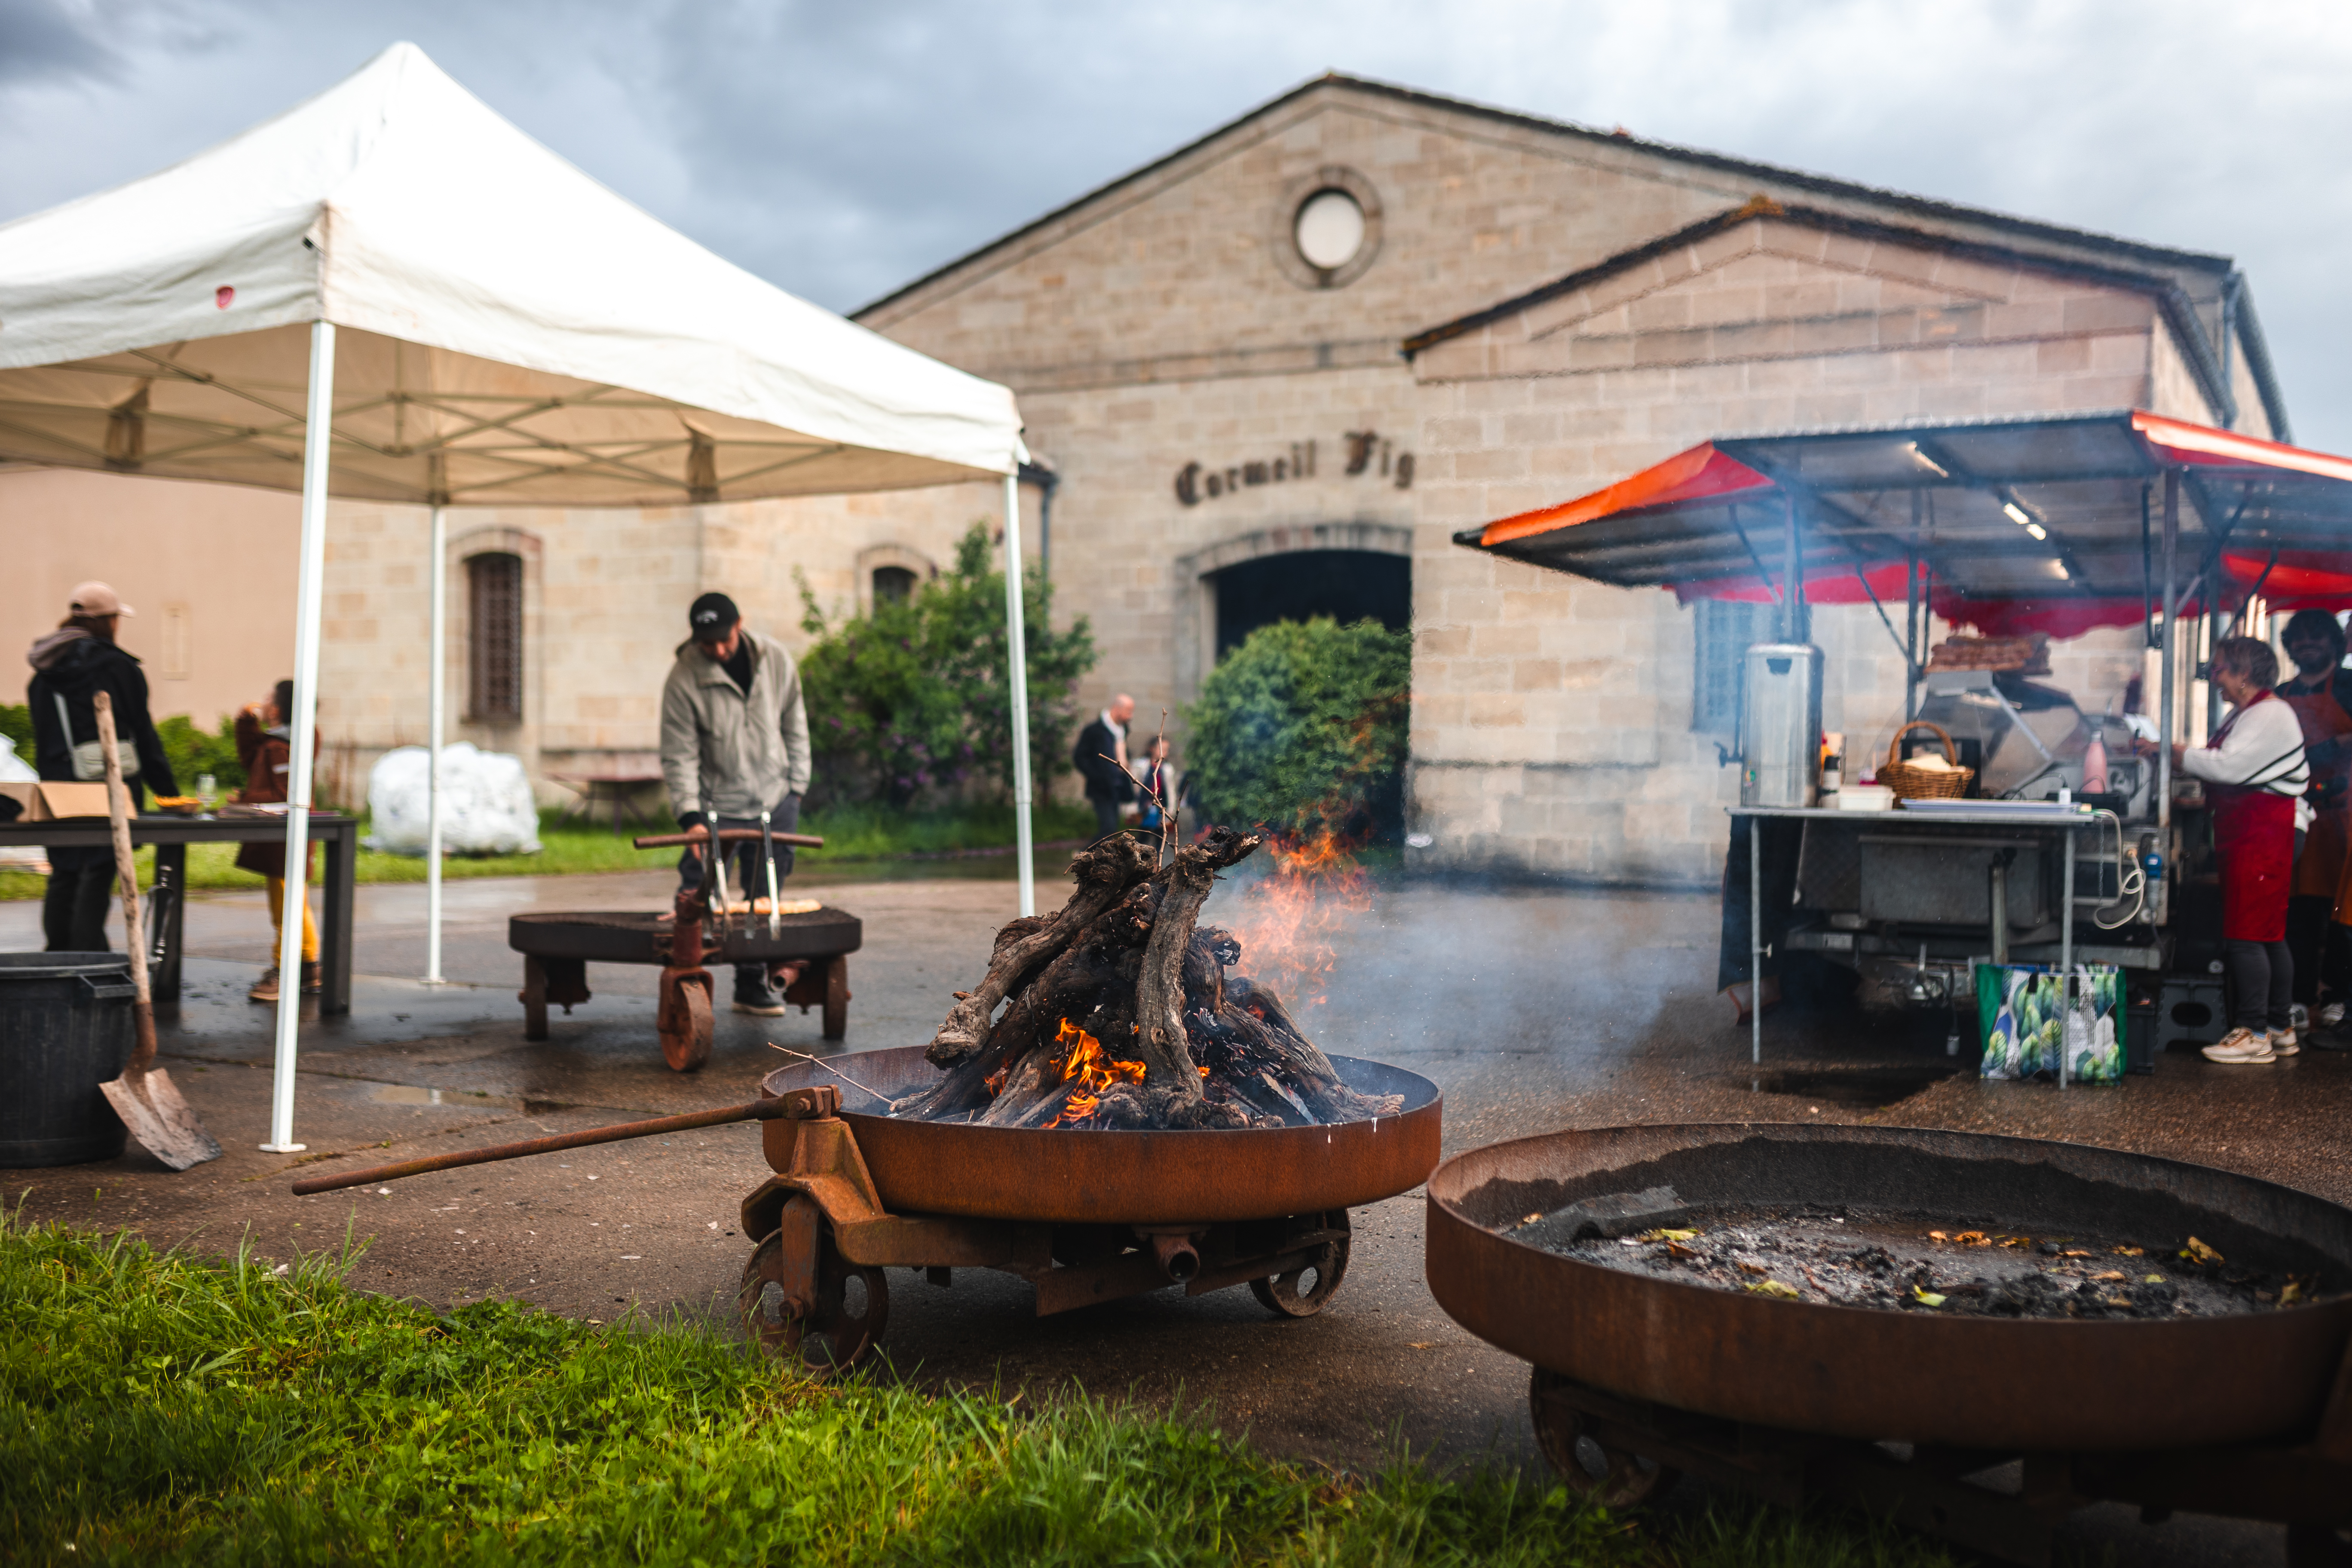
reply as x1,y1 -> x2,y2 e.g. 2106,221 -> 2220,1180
67,580 -> 134,618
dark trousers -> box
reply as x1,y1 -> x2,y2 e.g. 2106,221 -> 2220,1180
2227,937 -> 2295,1033
2284,894 -> 2352,1005
677,795 -> 799,993
43,848 -> 114,953
1090,793 -> 1123,842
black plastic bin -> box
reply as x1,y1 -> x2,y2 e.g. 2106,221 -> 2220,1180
0,952 -> 136,1167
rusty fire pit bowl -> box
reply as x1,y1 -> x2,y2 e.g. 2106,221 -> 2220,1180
761,1044 -> 1441,1225
1427,1124 -> 2352,1454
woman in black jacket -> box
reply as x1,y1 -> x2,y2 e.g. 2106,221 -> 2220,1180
25,582 -> 178,952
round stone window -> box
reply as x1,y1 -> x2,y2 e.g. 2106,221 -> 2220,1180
1271,166 -> 1383,290
1294,189 -> 1366,271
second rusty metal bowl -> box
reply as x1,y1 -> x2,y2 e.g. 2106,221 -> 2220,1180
1427,1123 -> 2352,1453
761,1044 -> 1441,1225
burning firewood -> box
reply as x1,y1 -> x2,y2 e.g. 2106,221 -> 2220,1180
892,825 -> 1403,1130
923,833 -> 1157,1067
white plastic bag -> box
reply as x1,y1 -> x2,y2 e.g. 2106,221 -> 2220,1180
0,735 -> 46,870
365,742 -> 542,857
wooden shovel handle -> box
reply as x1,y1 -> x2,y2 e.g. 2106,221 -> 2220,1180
94,694 -> 157,1075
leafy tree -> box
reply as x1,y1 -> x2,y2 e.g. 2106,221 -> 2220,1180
797,523 -> 1096,808
1184,617 -> 1411,839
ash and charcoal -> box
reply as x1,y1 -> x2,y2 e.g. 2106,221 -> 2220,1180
890,829 -> 1405,1131
1513,1193 -> 2329,1319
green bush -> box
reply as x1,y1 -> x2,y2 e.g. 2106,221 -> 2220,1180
797,523 -> 1096,808
0,703 -> 244,796
155,714 -> 245,796
1184,617 -> 1411,838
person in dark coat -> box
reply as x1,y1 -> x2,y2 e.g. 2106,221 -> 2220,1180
25,581 -> 178,952
1072,692 -> 1135,841
234,680 -> 316,1002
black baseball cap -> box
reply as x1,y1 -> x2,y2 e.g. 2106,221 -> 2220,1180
689,592 -> 741,643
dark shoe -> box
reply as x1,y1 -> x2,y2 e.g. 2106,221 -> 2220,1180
733,983 -> 787,1017
249,966 -> 280,1002
300,960 -> 321,995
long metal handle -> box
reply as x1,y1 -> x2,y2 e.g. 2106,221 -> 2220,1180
761,809 -> 781,939
290,1089 -> 838,1195
632,829 -> 824,850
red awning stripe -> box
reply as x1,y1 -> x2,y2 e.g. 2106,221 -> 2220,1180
2132,411 -> 2352,483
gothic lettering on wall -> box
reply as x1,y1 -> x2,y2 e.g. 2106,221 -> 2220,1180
1174,431 -> 1412,505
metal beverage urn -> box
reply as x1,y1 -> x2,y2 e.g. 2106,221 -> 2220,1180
1741,643 -> 1823,807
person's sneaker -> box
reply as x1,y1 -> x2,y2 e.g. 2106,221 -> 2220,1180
299,960 -> 321,995
2291,1003 -> 2311,1032
2202,1027 -> 2276,1064
2269,1027 -> 2300,1057
733,983 -> 787,1017
2321,1001 -> 2346,1029
248,966 -> 280,1002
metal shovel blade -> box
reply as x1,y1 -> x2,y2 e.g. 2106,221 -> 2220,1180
101,1067 -> 224,1171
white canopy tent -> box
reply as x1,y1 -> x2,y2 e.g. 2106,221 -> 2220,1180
0,42 -> 1040,1151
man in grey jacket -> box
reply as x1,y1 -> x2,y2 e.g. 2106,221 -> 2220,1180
660,592 -> 812,1015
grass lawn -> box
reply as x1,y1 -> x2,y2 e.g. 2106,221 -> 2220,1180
0,800 -> 1099,901
0,1216 -> 1956,1567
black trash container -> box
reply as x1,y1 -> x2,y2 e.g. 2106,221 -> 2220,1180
0,952 -> 137,1167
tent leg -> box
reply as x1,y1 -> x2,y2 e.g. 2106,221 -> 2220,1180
1003,469 -> 1035,919
424,502 -> 447,984
263,319 -> 335,1154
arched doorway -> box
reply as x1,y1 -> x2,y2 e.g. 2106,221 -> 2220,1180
1210,548 -> 1410,656
1172,521 -> 1413,715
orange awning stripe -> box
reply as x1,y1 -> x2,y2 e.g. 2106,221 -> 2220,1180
2132,411 -> 2352,483
1479,442 -> 1773,547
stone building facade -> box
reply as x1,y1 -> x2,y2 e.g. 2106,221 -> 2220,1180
847,77 -> 2287,883
2,77 -> 2289,877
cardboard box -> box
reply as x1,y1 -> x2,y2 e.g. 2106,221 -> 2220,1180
0,781 -> 115,821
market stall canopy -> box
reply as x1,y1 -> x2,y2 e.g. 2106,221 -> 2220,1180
1456,411 -> 2352,637
0,41 -> 1022,502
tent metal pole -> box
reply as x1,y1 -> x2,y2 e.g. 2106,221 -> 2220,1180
2159,471 -> 2178,836
1003,469 -> 1035,919
263,319 -> 335,1153
424,502 -> 447,984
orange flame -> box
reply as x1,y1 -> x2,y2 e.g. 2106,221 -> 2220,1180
1042,1017 -> 1147,1128
1218,824 -> 1373,1010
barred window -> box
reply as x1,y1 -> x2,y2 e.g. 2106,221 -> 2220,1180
872,565 -> 918,605
1692,600 -> 1775,734
468,552 -> 524,724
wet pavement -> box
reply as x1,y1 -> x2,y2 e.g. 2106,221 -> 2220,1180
5,858 -> 2346,1565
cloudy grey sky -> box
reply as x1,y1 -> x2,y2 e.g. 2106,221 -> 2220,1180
6,0 -> 2349,442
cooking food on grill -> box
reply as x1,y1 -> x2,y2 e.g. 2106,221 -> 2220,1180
1516,1193 -> 2334,1319
891,828 -> 1404,1130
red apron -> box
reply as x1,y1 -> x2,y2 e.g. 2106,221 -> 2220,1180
2207,692 -> 2296,943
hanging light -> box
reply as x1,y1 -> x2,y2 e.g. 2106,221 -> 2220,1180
2002,500 -> 2033,526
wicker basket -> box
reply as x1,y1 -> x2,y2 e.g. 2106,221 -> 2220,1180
1880,720 -> 1973,801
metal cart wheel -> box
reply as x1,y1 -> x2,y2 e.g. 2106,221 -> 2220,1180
658,974 -> 714,1072
739,1194 -> 888,1373
1250,1209 -> 1351,1318
2288,1525 -> 2352,1568
1528,1369 -> 1681,1507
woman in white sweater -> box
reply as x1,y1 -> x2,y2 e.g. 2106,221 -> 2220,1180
2166,637 -> 2310,1063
